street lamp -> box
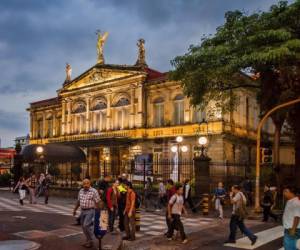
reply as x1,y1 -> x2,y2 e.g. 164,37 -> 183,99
170,137 -> 189,182
36,146 -> 44,154
198,136 -> 208,157
176,136 -> 183,143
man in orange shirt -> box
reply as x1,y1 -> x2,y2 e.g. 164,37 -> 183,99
123,181 -> 136,241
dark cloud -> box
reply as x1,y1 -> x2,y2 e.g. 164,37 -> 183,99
0,0 -> 292,146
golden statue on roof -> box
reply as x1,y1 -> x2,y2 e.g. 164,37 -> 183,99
96,30 -> 109,64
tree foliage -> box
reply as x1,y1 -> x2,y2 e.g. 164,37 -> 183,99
171,0 -> 300,115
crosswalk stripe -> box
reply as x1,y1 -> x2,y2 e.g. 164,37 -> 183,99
45,203 -> 74,213
0,197 -> 71,215
224,225 -> 284,249
0,201 -> 22,211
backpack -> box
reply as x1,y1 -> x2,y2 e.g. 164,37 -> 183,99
235,193 -> 248,220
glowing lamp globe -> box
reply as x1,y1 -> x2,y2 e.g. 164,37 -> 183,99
181,145 -> 188,153
176,136 -> 183,143
171,145 -> 178,153
36,146 -> 44,154
198,136 -> 208,146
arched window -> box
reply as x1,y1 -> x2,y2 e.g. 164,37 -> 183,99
37,118 -> 43,138
115,97 -> 130,107
173,94 -> 184,125
93,100 -> 107,111
72,102 -> 86,114
153,97 -> 164,127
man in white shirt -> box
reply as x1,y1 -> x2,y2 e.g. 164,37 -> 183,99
225,185 -> 257,245
282,186 -> 300,250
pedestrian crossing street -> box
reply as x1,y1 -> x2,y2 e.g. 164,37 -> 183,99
0,197 -> 74,216
0,196 -> 216,239
224,225 -> 287,250
135,212 -> 216,238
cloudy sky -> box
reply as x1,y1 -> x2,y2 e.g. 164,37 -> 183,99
0,0 -> 287,147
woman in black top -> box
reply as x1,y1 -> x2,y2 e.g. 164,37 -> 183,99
261,185 -> 277,222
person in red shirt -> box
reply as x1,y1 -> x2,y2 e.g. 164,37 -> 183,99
123,181 -> 136,241
106,180 -> 119,232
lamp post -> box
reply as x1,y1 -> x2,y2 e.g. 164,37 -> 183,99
171,136 -> 188,182
36,145 -> 46,174
198,136 -> 208,158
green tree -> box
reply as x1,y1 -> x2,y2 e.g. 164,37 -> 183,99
171,1 -> 300,188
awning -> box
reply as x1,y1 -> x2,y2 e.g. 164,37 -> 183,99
21,144 -> 86,163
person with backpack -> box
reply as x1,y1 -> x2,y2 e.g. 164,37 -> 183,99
106,180 -> 119,232
165,179 -> 176,236
225,185 -> 257,245
261,184 -> 277,222
167,184 -> 188,244
117,179 -> 127,232
123,181 -> 136,241
13,176 -> 27,205
26,173 -> 37,204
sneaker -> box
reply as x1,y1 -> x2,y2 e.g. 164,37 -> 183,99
251,236 -> 257,246
182,239 -> 188,244
167,237 -> 172,241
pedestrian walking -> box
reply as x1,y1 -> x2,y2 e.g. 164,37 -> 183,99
117,179 -> 127,232
73,178 -> 101,248
261,184 -> 277,222
13,176 -> 27,205
37,173 -> 45,197
165,179 -> 176,236
282,185 -> 300,250
183,179 -> 197,213
26,173 -> 37,204
106,180 -> 119,232
123,181 -> 136,241
156,178 -> 166,210
144,177 -> 153,211
212,182 -> 226,219
43,174 -> 52,204
242,177 -> 253,206
167,184 -> 188,244
225,185 -> 257,245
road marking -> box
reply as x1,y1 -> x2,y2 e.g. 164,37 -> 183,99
0,202 -> 22,211
224,225 -> 283,249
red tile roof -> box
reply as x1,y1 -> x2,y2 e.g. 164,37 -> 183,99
145,67 -> 167,81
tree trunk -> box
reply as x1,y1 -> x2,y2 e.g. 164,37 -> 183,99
293,105 -> 300,190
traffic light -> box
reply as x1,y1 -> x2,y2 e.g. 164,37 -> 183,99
261,148 -> 273,164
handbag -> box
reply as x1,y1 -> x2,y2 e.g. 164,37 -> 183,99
235,193 -> 248,220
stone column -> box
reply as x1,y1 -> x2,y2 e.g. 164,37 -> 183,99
106,92 -> 112,130
130,86 -> 135,128
62,100 -> 66,135
30,113 -> 34,139
53,112 -> 56,137
67,100 -> 72,134
42,112 -> 46,138
86,96 -> 90,133
136,84 -> 143,127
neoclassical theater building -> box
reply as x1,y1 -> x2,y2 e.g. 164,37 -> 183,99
28,35 -> 283,180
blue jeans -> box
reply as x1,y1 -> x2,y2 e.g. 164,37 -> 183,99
284,229 -> 300,250
228,215 -> 256,241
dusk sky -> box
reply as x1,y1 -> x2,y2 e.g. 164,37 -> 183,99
0,0 -> 288,147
